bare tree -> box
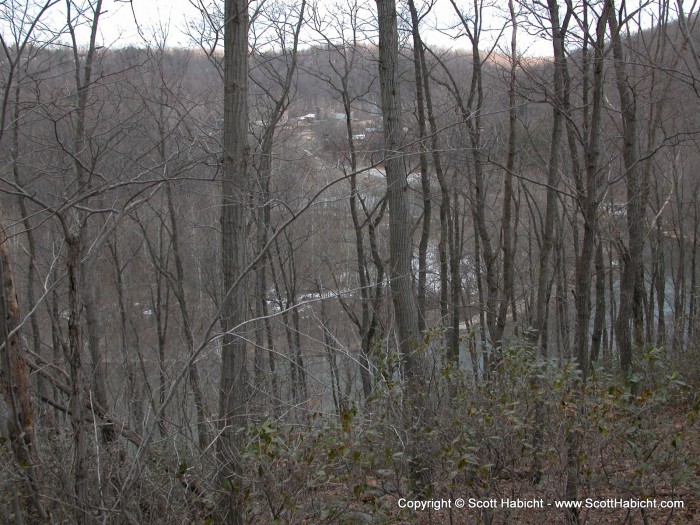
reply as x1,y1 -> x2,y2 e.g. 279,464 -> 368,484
608,0 -> 643,379
249,0 -> 307,409
218,0 -> 250,522
375,0 -> 429,496
306,0 -> 386,400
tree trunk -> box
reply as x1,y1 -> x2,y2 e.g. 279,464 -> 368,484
534,0 -> 566,358
219,0 -> 250,522
66,234 -> 90,524
591,236 -> 606,364
375,0 -> 428,496
608,1 -> 643,378
166,185 -> 210,451
407,0 -> 431,334
495,0 -> 518,350
0,216 -> 47,522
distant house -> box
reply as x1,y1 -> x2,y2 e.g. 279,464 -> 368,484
601,202 -> 627,217
299,113 -> 317,123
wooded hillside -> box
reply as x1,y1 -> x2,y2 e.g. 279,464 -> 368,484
0,0 -> 699,523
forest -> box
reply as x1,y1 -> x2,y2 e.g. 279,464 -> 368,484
1,0 -> 699,523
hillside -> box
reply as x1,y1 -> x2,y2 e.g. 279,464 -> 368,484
0,1 -> 699,523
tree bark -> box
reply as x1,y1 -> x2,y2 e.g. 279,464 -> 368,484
375,0 -> 428,496
0,215 -> 48,522
407,0 -> 431,334
219,0 -> 250,522
534,0 -> 566,357
608,0 -> 643,378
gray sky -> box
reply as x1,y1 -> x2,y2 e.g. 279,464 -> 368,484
46,0 -> 554,56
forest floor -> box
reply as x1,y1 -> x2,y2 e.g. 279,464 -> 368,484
294,403 -> 700,524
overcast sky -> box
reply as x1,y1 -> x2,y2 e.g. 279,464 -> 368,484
42,0 -> 551,56
0,0 -> 567,57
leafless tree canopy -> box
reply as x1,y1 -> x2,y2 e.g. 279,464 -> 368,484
0,0 -> 699,523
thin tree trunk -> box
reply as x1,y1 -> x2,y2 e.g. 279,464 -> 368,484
82,262 -> 115,444
166,185 -> 210,451
251,2 -> 305,404
407,0 -> 431,333
655,215 -> 666,346
109,241 -> 144,432
420,39 -> 455,362
11,81 -> 47,408
591,236 -> 606,364
0,216 -> 48,522
496,0 -> 518,349
534,0 -> 566,358
564,2 -> 610,519
66,234 -> 90,524
608,1 -> 643,378
64,2 -> 106,519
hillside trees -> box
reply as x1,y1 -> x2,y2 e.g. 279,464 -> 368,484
249,0 -> 308,409
406,0 -> 462,363
19,1 -> 150,519
439,0 -> 525,372
449,0 -> 502,360
0,2 -> 58,521
307,0 -> 385,400
1,0 -> 700,521
608,0 -> 644,378
1,2 -> 203,521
